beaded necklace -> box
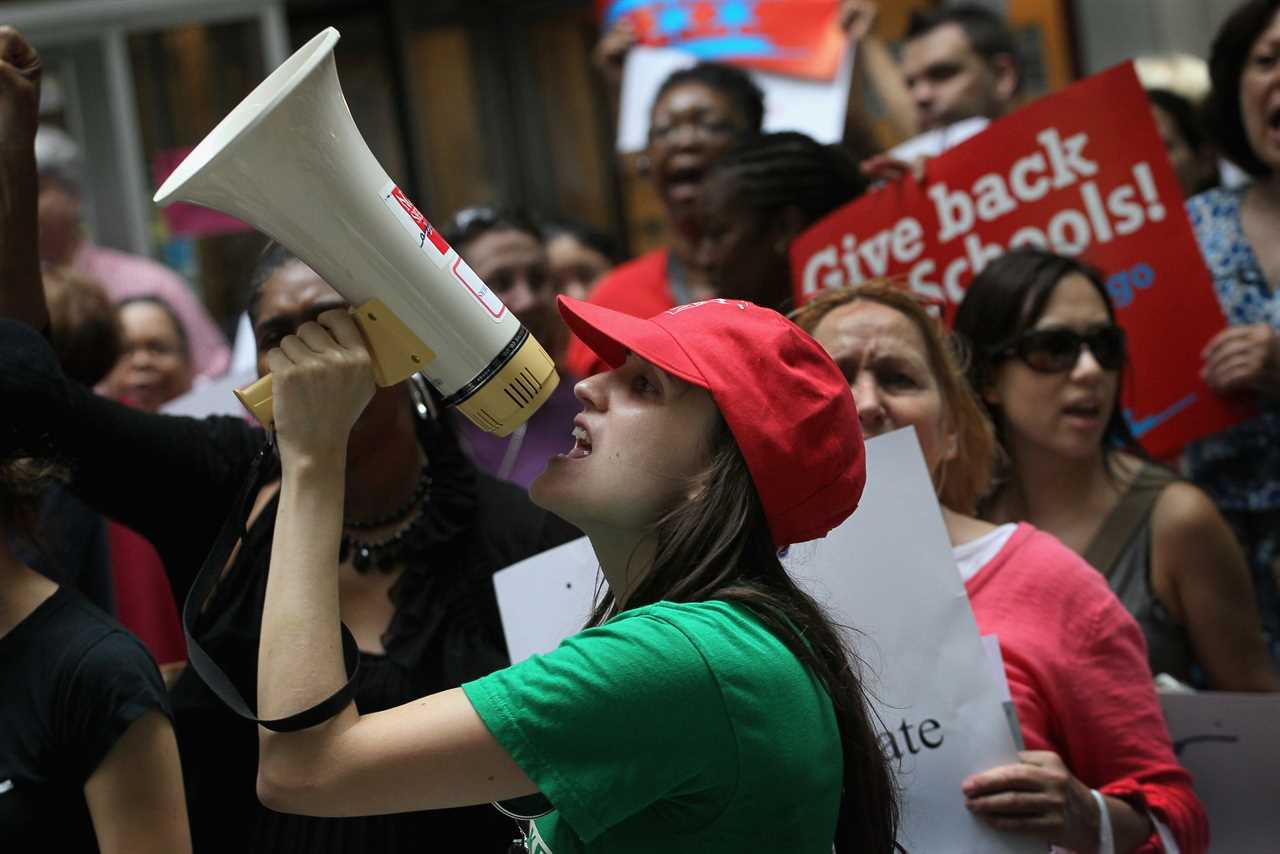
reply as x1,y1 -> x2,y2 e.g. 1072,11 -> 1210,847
339,461 -> 432,572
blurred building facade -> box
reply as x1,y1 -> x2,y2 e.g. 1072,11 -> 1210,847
10,0 -> 619,336
0,0 -> 1249,335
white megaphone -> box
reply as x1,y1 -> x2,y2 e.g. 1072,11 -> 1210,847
154,27 -> 557,436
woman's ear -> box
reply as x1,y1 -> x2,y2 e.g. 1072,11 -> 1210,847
979,365 -> 1003,407
772,205 -> 809,255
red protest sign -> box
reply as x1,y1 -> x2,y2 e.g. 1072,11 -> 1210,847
790,62 -> 1248,458
597,0 -> 843,81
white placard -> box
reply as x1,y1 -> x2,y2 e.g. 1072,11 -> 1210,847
493,428 -> 1036,853
887,116 -> 990,163
616,44 -> 854,153
1160,692 -> 1280,853
160,367 -> 258,419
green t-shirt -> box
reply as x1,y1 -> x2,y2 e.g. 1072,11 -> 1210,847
462,599 -> 842,853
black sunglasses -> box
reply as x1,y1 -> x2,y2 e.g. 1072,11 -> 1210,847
990,325 -> 1126,374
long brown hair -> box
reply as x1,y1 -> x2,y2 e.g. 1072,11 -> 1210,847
790,281 -> 997,514
587,417 -> 901,853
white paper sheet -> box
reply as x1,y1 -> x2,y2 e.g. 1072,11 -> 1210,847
887,116 -> 989,163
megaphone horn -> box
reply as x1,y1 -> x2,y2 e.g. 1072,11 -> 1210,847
154,27 -> 557,437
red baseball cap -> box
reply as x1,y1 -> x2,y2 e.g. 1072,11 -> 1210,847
557,296 -> 865,547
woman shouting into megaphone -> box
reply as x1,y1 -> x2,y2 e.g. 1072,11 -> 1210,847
253,297 -> 901,853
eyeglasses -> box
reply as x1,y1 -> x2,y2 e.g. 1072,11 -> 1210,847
990,325 -> 1126,373
647,114 -> 742,146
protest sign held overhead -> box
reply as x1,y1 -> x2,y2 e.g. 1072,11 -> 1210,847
790,62 -> 1249,458
597,0 -> 844,80
608,1 -> 853,153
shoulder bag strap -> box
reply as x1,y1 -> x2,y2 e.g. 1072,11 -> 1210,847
1082,464 -> 1177,578
181,434 -> 360,732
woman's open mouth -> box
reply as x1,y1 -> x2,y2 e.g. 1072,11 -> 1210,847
566,425 -> 592,459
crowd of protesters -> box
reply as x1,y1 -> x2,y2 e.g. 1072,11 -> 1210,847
3,2 -> 1280,852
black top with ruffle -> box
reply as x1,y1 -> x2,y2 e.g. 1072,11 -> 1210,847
1,323 -> 580,854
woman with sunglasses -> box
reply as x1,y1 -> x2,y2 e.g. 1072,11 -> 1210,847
251,297 -> 899,852
954,248 -> 1278,691
793,282 -> 1208,854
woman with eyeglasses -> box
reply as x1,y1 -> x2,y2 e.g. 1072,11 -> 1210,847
101,296 -> 193,413
953,248 -> 1278,692
564,63 -> 764,378
793,282 -> 1208,854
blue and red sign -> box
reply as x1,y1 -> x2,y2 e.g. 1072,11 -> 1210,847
597,0 -> 842,80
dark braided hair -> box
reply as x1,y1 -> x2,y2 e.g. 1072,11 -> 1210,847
711,131 -> 868,225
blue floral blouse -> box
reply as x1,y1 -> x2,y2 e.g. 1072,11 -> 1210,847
1185,186 -> 1280,513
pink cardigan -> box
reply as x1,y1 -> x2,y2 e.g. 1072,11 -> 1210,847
966,523 -> 1209,853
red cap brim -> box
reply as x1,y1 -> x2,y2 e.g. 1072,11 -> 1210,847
557,296 -> 706,387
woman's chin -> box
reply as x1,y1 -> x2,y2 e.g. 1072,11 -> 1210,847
528,465 -> 569,515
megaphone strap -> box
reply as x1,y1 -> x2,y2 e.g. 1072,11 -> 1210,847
182,434 -> 361,733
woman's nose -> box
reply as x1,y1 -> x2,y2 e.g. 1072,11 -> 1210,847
504,279 -> 537,316
851,377 -> 886,428
574,372 -> 608,411
1071,345 -> 1105,381
694,235 -> 717,271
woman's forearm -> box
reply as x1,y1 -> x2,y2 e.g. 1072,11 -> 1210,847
1107,794 -> 1155,853
0,29 -> 46,330
860,36 -> 918,141
0,140 -> 46,329
258,455 -> 349,721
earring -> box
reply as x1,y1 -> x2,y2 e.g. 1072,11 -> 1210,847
408,373 -> 438,423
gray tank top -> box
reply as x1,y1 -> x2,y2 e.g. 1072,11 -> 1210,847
1082,464 -> 1196,684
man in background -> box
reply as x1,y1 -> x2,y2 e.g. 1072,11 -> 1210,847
35,124 -> 230,379
842,1 -> 1024,162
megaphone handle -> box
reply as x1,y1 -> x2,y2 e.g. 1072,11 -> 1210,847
233,299 -> 435,429
234,375 -> 275,428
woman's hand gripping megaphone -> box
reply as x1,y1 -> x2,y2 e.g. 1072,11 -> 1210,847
235,298 -> 433,430
265,309 -> 376,460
